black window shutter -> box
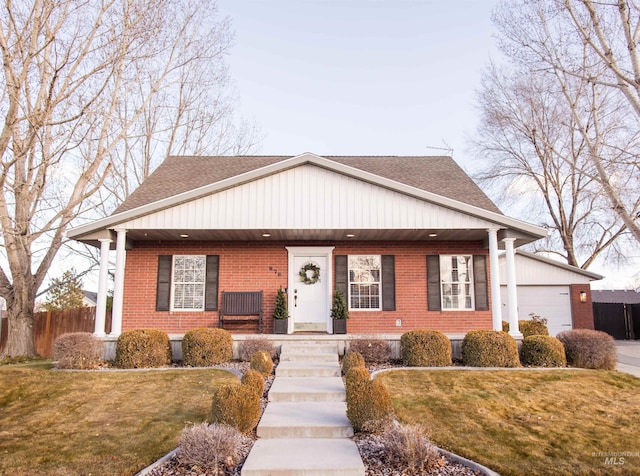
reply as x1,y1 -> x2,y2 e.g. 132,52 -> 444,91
473,254 -> 489,311
334,255 -> 348,298
205,255 -> 219,311
381,255 -> 396,311
427,255 -> 441,311
156,255 -> 172,311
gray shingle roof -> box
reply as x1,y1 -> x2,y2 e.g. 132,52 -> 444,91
592,290 -> 640,304
113,155 -> 502,215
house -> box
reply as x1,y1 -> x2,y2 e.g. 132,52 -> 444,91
82,290 -> 98,308
67,153 -> 550,338
498,250 -> 602,336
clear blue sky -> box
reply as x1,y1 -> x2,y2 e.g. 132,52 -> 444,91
217,0 -> 499,169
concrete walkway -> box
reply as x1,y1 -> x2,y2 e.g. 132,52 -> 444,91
616,341 -> 640,378
241,342 -> 365,476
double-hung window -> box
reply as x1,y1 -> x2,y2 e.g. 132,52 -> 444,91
348,255 -> 381,310
172,255 -> 206,311
440,255 -> 474,310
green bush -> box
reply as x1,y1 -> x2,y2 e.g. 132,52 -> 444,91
342,351 -> 365,375
250,351 -> 274,376
345,367 -> 394,433
401,330 -> 452,367
461,330 -> 520,367
211,384 -> 261,434
241,369 -> 265,397
349,338 -> 391,363
557,329 -> 617,370
182,328 -> 232,367
520,335 -> 566,367
53,332 -> 103,370
114,329 -> 171,368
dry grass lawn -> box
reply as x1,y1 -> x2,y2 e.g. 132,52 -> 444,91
0,360 -> 239,475
378,369 -> 640,476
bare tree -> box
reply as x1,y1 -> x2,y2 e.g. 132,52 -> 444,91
473,63 -> 628,268
492,0 -> 640,244
0,0 -> 253,357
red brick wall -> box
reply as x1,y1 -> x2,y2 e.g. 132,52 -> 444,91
570,284 -> 595,329
122,240 -> 493,334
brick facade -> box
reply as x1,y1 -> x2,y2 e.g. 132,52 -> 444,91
122,240 -> 494,334
570,284 -> 595,330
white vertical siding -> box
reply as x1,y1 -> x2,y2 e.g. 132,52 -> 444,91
123,164 -> 496,231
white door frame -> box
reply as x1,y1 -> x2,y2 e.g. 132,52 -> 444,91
286,246 -> 334,334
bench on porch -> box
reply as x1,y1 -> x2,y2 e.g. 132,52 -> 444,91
219,291 -> 263,334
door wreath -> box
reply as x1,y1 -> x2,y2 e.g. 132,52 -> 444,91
299,262 -> 321,285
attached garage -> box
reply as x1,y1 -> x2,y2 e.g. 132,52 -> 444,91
499,251 -> 602,336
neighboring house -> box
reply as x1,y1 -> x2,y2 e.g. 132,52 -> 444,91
592,290 -> 640,340
82,290 -> 98,307
67,153 -> 549,337
498,250 -> 602,336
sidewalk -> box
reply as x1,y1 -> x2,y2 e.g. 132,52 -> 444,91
616,341 -> 640,378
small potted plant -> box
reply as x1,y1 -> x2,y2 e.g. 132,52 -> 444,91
272,287 -> 289,334
331,289 -> 349,334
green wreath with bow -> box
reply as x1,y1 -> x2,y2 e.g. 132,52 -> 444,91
299,262 -> 321,285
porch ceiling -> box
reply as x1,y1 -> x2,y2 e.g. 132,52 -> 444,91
122,228 -> 493,244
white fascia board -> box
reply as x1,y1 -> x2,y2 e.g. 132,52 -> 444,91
67,152 -> 547,239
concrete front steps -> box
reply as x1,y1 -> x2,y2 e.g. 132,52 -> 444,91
241,342 -> 365,476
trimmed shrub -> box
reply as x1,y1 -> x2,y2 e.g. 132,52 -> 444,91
401,330 -> 452,367
379,424 -> 442,473
241,369 -> 265,397
250,351 -> 274,376
177,423 -> 249,471
461,330 -> 520,367
211,384 -> 261,434
345,367 -> 394,433
238,337 -> 277,362
182,328 -> 232,367
54,332 -> 103,370
349,338 -> 391,363
557,329 -> 617,370
520,335 -> 567,367
114,329 -> 171,368
503,316 -> 549,337
342,351 -> 365,375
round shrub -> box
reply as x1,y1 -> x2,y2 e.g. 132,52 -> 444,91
342,351 -> 365,375
177,423 -> 249,472
114,329 -> 171,368
54,332 -> 103,369
182,328 -> 232,367
519,320 -> 549,338
520,335 -> 566,367
401,330 -> 452,367
348,339 -> 391,363
345,366 -> 371,388
250,351 -> 274,376
461,330 -> 520,367
241,369 -> 265,397
238,337 -> 277,362
211,384 -> 261,434
557,329 -> 617,370
345,367 -> 394,433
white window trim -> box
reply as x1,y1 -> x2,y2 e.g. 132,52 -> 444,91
348,254 -> 382,311
440,254 -> 475,311
170,254 -> 206,312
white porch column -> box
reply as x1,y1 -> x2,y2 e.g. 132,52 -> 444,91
110,228 -> 127,336
503,237 -> 522,338
487,228 -> 502,331
94,238 -> 112,337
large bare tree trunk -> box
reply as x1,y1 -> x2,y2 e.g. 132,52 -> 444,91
3,283 -> 36,357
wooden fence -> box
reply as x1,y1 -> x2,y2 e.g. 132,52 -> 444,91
0,307 -> 112,357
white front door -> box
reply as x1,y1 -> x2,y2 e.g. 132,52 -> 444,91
287,247 -> 334,333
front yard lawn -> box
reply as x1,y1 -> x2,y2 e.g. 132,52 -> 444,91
377,369 -> 640,476
0,361 -> 238,475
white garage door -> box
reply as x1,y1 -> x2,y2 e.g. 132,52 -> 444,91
500,285 -> 572,336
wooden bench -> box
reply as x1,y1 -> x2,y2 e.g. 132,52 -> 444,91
219,291 -> 263,333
